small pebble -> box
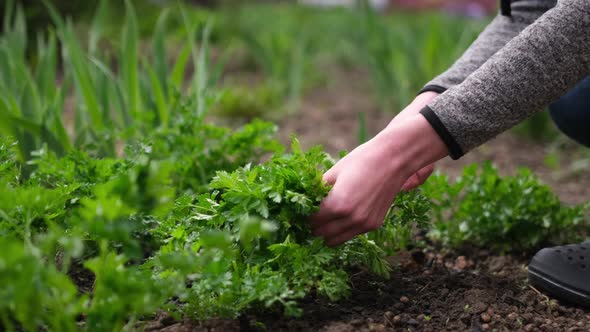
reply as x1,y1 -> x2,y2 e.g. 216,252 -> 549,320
481,323 -> 490,331
400,296 -> 410,303
369,323 -> 386,332
455,256 -> 467,269
350,319 -> 364,326
507,312 -> 519,321
524,323 -> 535,332
472,302 -> 488,313
392,315 -> 402,326
406,318 -> 419,326
480,313 -> 491,323
540,324 -> 552,331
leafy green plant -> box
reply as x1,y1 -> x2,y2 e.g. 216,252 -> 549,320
153,139 -> 431,318
0,237 -> 85,332
0,134 -> 432,329
424,163 -> 589,251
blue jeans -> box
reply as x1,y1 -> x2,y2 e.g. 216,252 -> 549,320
549,76 -> 590,148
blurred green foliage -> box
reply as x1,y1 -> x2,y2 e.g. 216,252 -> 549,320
424,163 -> 589,252
11,0 -> 173,36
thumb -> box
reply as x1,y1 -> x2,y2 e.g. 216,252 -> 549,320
401,164 -> 434,191
323,167 -> 338,186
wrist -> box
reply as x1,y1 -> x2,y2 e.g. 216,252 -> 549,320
378,114 -> 449,178
387,91 -> 440,128
414,91 -> 440,105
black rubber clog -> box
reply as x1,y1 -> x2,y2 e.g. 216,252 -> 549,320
528,241 -> 590,307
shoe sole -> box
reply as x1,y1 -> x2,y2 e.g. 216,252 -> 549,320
529,267 -> 590,307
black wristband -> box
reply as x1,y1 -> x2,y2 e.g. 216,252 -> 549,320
419,106 -> 464,160
418,85 -> 447,95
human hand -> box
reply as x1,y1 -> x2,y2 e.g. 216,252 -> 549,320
310,114 -> 448,246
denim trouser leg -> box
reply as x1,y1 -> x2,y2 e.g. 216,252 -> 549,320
549,76 -> 590,148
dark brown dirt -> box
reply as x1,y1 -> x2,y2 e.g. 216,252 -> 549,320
144,246 -> 590,332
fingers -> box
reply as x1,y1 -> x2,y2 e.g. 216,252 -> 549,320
311,217 -> 355,239
401,173 -> 421,192
401,164 -> 435,191
309,180 -> 365,245
312,217 -> 373,247
325,228 -> 361,247
309,194 -> 349,227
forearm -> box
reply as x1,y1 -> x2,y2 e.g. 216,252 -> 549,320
424,0 -> 590,158
423,0 -> 555,93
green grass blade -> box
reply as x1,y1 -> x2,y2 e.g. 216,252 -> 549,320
170,43 -> 191,90
146,63 -> 168,128
11,3 -> 27,59
14,59 -> 43,123
153,8 -> 170,97
0,46 -> 17,94
0,97 -> 17,140
47,87 -> 72,152
89,0 -> 109,55
180,6 -> 203,113
194,22 -> 212,115
34,31 -> 58,101
181,5 -> 213,116
0,96 -> 34,160
42,0 -> 66,30
121,0 -> 141,126
88,55 -> 131,128
3,0 -> 15,33
61,21 -> 104,132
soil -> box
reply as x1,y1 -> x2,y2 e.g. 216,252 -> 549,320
139,67 -> 590,331
145,246 -> 590,332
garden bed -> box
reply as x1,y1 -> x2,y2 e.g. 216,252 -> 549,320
37,65 -> 590,330
144,244 -> 590,331
2,2 -> 590,331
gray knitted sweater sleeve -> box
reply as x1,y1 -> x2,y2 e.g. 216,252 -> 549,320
421,0 -> 557,93
420,0 -> 590,159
